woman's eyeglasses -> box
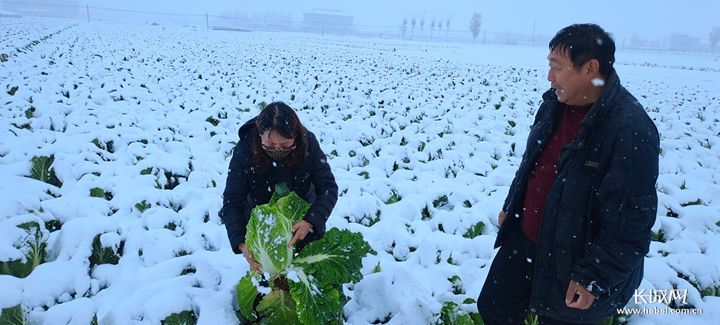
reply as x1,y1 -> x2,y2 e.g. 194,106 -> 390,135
261,143 -> 296,153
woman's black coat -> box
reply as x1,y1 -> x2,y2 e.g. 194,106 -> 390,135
220,117 -> 338,254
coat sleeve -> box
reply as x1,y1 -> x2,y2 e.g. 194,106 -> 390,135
220,144 -> 250,254
570,117 -> 660,297
303,133 -> 338,238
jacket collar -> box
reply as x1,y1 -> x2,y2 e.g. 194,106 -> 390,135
538,69 -> 623,150
540,68 -> 622,130
581,68 -> 621,129
238,116 -> 257,139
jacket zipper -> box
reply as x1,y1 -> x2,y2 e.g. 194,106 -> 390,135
523,100 -> 567,314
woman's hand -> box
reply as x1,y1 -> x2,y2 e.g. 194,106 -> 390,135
288,220 -> 313,248
238,243 -> 262,274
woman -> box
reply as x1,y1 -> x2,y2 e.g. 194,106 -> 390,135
220,101 -> 338,273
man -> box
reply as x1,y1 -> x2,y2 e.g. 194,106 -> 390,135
477,24 -> 659,324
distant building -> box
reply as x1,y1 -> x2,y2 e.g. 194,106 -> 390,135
0,10 -> 22,18
1,0 -> 82,19
669,34 -> 701,51
303,9 -> 353,35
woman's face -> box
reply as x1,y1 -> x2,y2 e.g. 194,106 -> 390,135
260,130 -> 296,160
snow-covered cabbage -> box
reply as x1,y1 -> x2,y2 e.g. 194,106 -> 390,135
237,183 -> 373,324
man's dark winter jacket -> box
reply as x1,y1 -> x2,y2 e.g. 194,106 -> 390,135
220,118 -> 338,254
496,70 -> 660,322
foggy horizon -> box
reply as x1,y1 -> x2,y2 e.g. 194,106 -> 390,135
1,0 -> 719,46
92,0 -> 719,40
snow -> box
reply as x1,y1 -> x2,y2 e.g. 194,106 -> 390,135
1,17 -> 720,324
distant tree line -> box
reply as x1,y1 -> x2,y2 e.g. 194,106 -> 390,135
401,15 -> 452,40
400,12 -> 483,41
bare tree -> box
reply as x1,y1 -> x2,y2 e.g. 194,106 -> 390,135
711,26 -> 720,50
420,18 -> 425,37
430,19 -> 436,38
445,18 -> 450,38
402,17 -> 408,40
469,12 -> 482,43
411,17 -> 416,40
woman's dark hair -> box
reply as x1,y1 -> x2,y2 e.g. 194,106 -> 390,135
549,23 -> 616,77
250,101 -> 307,170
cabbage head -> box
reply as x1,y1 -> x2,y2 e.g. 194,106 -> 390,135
237,183 -> 373,324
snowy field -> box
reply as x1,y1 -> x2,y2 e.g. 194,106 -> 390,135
1,18 -> 720,324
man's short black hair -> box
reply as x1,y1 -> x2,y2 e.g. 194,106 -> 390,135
549,23 -> 616,76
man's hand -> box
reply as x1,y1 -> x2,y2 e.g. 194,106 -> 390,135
238,243 -> 262,274
565,280 -> 596,310
288,220 -> 313,248
498,210 -> 507,226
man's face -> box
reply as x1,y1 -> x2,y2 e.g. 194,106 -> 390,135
546,49 -> 593,106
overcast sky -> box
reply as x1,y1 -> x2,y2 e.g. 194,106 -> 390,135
85,0 -> 718,41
